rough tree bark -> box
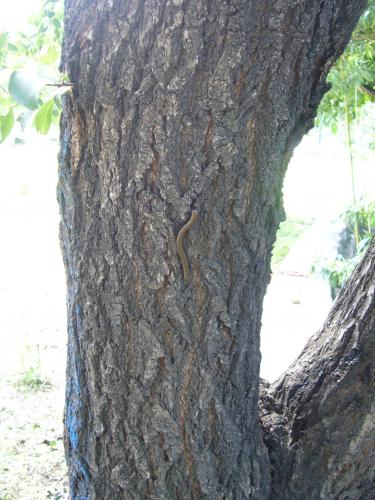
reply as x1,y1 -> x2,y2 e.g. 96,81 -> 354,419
58,0 -> 371,498
260,238 -> 375,499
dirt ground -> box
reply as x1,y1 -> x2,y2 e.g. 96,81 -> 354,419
0,129 -> 373,498
0,135 -> 68,499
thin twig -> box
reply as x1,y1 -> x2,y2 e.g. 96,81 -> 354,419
45,82 -> 75,87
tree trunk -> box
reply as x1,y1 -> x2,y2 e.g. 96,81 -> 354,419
260,237 -> 375,499
58,1 -> 368,498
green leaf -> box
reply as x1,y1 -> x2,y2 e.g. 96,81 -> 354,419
8,70 -> 43,110
34,98 -> 54,134
0,108 -> 14,143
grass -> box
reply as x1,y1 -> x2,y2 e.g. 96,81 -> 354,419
14,366 -> 52,393
14,344 -> 52,393
0,489 -> 13,500
271,217 -> 313,270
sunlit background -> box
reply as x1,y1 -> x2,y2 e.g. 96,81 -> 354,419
0,0 -> 42,31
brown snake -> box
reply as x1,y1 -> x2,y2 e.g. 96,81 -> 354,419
176,210 -> 198,281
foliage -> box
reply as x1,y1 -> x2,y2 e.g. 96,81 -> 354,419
343,202 -> 375,240
313,202 -> 375,298
14,344 -> 52,392
316,2 -> 375,251
271,217 -> 313,270
316,0 -> 375,131
0,489 -> 12,500
15,365 -> 52,392
0,0 -> 65,142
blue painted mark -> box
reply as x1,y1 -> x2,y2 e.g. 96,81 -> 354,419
70,467 -> 90,500
75,304 -> 83,330
66,377 -> 82,453
65,299 -> 93,495
66,401 -> 80,451
75,457 -> 91,483
59,126 -> 71,161
66,306 -> 85,453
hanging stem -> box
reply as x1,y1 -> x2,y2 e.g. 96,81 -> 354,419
341,60 -> 360,248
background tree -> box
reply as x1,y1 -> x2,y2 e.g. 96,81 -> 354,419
317,0 -> 375,247
317,0 -> 375,130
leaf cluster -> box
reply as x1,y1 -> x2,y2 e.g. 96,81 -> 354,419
313,202 -> 375,298
0,0 -> 66,143
316,0 -> 375,131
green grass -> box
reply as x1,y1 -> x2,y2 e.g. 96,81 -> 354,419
14,366 -> 52,393
271,217 -> 313,270
0,489 -> 13,500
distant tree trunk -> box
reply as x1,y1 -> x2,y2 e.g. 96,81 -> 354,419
58,0 -> 369,498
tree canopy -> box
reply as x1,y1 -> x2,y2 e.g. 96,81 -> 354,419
317,0 -> 375,130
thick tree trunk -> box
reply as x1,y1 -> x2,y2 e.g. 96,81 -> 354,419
58,0 -> 368,498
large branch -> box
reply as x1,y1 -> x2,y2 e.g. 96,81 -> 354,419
260,237 -> 375,498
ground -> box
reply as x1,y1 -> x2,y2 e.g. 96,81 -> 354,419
0,135 -> 68,499
0,128 -> 373,499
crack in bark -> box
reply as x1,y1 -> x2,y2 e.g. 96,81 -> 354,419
179,349 -> 200,499
150,129 -> 160,194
